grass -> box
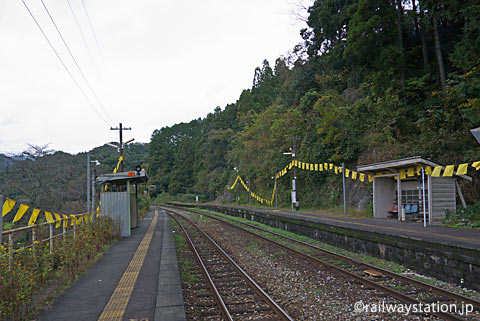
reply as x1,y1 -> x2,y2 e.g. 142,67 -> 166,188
0,218 -> 118,320
192,208 -> 480,300
244,240 -> 263,256
171,219 -> 198,283
208,201 -> 373,219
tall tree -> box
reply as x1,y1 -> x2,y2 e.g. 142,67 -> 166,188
168,137 -> 195,195
432,14 -> 447,93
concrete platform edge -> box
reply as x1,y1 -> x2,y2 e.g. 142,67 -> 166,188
155,211 -> 187,321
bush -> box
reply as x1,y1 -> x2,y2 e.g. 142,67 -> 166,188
153,192 -> 198,204
137,195 -> 151,221
0,218 -> 118,320
444,203 -> 480,228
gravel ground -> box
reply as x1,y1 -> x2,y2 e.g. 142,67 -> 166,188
184,213 -> 443,321
172,221 -> 225,321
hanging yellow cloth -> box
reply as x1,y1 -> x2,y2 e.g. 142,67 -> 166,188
442,165 -> 455,177
113,155 -> 124,174
456,163 -> 468,175
44,211 -> 55,224
2,198 -> 16,217
425,166 -> 432,175
62,214 -> 69,228
431,166 -> 442,177
472,161 -> 480,170
416,166 -> 423,175
54,213 -> 62,228
13,204 -> 30,223
28,209 -> 41,226
407,167 -> 415,177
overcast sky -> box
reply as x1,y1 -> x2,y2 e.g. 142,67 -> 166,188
0,0 -> 308,155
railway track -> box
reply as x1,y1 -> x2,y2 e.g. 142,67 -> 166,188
165,205 -> 480,321
167,209 -> 293,321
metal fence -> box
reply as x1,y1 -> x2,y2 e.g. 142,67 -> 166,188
1,213 -> 90,270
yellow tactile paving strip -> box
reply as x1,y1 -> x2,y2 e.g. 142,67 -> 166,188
98,211 -> 158,321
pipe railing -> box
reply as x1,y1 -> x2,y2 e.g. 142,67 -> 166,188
1,213 -> 92,270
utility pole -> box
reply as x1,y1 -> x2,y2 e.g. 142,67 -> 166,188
110,122 -> 132,172
87,153 -> 91,214
275,176 -> 278,209
283,137 -> 299,211
248,179 -> 251,206
292,137 -> 298,211
0,195 -> 3,245
342,162 -> 347,216
91,165 -> 96,215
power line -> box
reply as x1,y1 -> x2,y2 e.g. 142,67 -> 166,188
81,0 -> 103,57
20,0 -> 111,126
66,0 -> 96,66
39,0 -> 114,125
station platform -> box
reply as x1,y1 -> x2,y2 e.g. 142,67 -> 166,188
201,204 -> 480,251
35,208 -> 186,321
194,203 -> 480,290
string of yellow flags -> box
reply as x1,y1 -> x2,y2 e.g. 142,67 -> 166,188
2,197 -> 99,228
275,159 -> 480,182
275,160 -> 370,182
113,155 -> 123,174
227,175 -> 275,206
105,155 -> 125,192
228,159 -> 480,207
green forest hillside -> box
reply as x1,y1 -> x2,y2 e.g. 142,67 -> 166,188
0,143 -> 148,214
149,0 -> 480,209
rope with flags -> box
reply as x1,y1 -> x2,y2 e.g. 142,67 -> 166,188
229,158 -> 480,207
2,197 -> 98,228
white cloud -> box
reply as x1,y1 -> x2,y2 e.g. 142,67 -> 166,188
0,0 -> 307,154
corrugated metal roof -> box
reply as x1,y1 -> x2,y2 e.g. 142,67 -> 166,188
97,171 -> 148,185
357,156 -> 471,181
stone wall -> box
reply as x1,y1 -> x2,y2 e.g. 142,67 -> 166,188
197,204 -> 480,291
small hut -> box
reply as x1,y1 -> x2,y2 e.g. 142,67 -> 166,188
97,170 -> 148,237
357,156 -> 471,223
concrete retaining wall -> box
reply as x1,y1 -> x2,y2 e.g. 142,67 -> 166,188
195,204 -> 480,291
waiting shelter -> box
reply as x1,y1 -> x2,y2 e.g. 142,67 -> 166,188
357,156 -> 471,224
97,170 -> 148,237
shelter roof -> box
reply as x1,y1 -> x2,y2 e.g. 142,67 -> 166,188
357,156 -> 471,181
97,171 -> 148,185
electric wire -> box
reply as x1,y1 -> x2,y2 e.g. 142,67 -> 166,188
20,0 -> 111,126
81,0 -> 102,57
66,0 -> 95,67
39,0 -> 114,125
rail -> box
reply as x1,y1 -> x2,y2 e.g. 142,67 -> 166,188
168,210 -> 294,321
166,205 -> 471,321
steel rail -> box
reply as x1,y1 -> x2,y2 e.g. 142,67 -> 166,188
165,205 -> 469,321
190,207 -> 480,309
169,214 -> 233,321
168,210 -> 294,321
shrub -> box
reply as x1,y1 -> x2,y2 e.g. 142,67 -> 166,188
444,203 -> 480,228
0,218 -> 118,320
